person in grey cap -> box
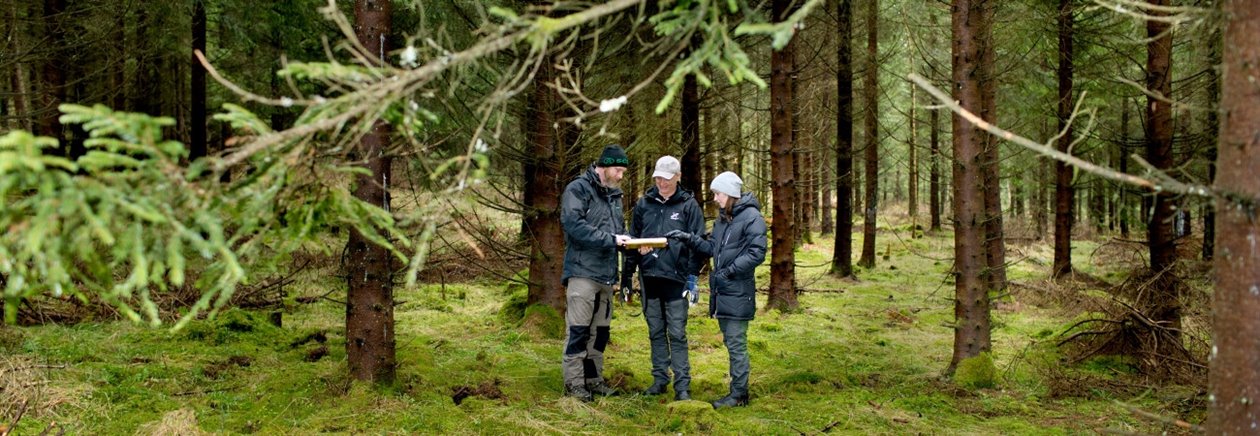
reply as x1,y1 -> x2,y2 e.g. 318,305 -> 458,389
559,144 -> 632,402
622,155 -> 705,401
665,171 -> 766,409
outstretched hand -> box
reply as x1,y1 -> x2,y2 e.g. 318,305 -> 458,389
664,230 -> 698,247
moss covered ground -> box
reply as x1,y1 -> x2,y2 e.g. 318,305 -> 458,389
2,224 -> 1204,434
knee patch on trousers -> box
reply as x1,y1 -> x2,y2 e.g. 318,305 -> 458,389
565,326 -> 591,355
594,326 -> 610,352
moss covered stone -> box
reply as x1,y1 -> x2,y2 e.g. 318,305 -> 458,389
955,352 -> 997,390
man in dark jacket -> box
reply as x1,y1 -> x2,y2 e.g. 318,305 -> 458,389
559,144 -> 632,402
621,156 -> 705,401
667,171 -> 767,409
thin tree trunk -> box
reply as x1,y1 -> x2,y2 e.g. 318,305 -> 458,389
190,0 -> 207,160
908,75 -> 918,221
345,0 -> 396,384
1207,2 -> 1260,431
681,70 -> 702,202
1052,0 -> 1075,279
1119,98 -> 1130,237
856,0 -> 879,269
947,0 -> 992,375
1144,0 -> 1181,333
930,105 -> 941,232
767,0 -> 799,311
38,0 -> 66,147
831,0 -> 855,278
1202,20 -> 1221,261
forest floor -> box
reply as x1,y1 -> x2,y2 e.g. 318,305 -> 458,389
1,210 -> 1209,435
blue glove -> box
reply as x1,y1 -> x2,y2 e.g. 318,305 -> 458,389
683,274 -> 699,306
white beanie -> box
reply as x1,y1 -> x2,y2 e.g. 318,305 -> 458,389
710,171 -> 743,198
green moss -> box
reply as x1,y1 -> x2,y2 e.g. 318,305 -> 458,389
955,352 -> 997,390
497,288 -> 528,325
521,303 -> 564,339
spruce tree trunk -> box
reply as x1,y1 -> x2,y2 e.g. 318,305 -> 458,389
38,0 -> 66,148
345,0 -> 396,384
978,0 -> 1004,294
8,1 -> 31,132
190,0 -> 207,161
856,0 -> 879,269
1201,22 -> 1221,261
1207,2 -> 1260,431
681,71 -> 702,200
1052,0 -> 1075,279
947,0 -> 992,374
767,0 -> 799,311
522,59 -> 566,312
831,0 -> 855,278
908,76 -> 918,221
1144,0 -> 1181,332
929,104 -> 941,232
1119,99 -> 1130,238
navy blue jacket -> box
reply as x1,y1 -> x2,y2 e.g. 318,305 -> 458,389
560,166 -> 625,286
622,186 -> 705,286
690,194 -> 767,320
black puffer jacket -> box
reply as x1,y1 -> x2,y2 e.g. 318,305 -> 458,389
622,186 -> 705,285
690,194 -> 767,320
560,166 -> 626,286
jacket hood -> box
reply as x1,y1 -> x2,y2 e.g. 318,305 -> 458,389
581,165 -> 623,196
725,193 -> 761,220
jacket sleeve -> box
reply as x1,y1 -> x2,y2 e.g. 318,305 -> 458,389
621,200 -> 642,282
724,213 -> 767,277
560,182 -> 614,249
685,201 -> 708,275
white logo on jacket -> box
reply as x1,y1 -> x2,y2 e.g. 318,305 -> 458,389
670,212 -> 681,220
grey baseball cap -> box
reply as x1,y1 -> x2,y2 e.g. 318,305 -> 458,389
653,155 -> 681,179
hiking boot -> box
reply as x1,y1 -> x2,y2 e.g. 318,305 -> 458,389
642,383 -> 668,396
586,378 -> 619,397
564,383 -> 593,402
674,390 -> 691,401
710,393 -> 749,409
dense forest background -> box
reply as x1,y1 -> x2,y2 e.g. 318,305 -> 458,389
1,0 -> 1257,433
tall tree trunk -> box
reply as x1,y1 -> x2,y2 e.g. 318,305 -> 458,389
38,0 -> 66,148
791,46 -> 804,247
1119,98 -> 1130,237
681,71 -> 702,202
522,59 -> 566,312
831,0 -> 855,278
1207,1 -> 1260,431
908,75 -> 918,221
1144,0 -> 1181,333
1202,20 -> 1221,261
977,0 -> 1004,295
345,0 -> 396,384
767,0 -> 799,311
929,104 -> 941,232
856,0 -> 879,269
1052,0 -> 1075,279
8,1 -> 31,132
947,0 -> 992,375
190,0 -> 207,160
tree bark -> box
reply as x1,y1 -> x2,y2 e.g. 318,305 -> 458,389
522,57 -> 566,312
929,103 -> 941,232
1144,0 -> 1181,332
1207,2 -> 1260,431
767,0 -> 799,312
190,0 -> 207,161
38,0 -> 66,148
831,0 -> 855,278
681,70 -> 702,201
345,0 -> 396,384
1119,98 -> 1130,238
908,75 -> 918,221
947,0 -> 992,374
977,0 -> 1004,295
856,0 -> 879,269
1052,0 -> 1075,279
8,1 -> 31,132
1202,21 -> 1221,261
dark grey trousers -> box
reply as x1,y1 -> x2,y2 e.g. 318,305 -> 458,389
642,278 -> 690,393
718,318 -> 750,396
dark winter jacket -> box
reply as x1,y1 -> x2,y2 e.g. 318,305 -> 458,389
622,186 -> 706,286
690,194 -> 767,320
560,166 -> 626,286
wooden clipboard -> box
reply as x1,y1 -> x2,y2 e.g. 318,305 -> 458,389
623,237 -> 668,249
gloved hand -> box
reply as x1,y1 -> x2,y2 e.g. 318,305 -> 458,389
663,230 -> 699,247
683,274 -> 699,306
